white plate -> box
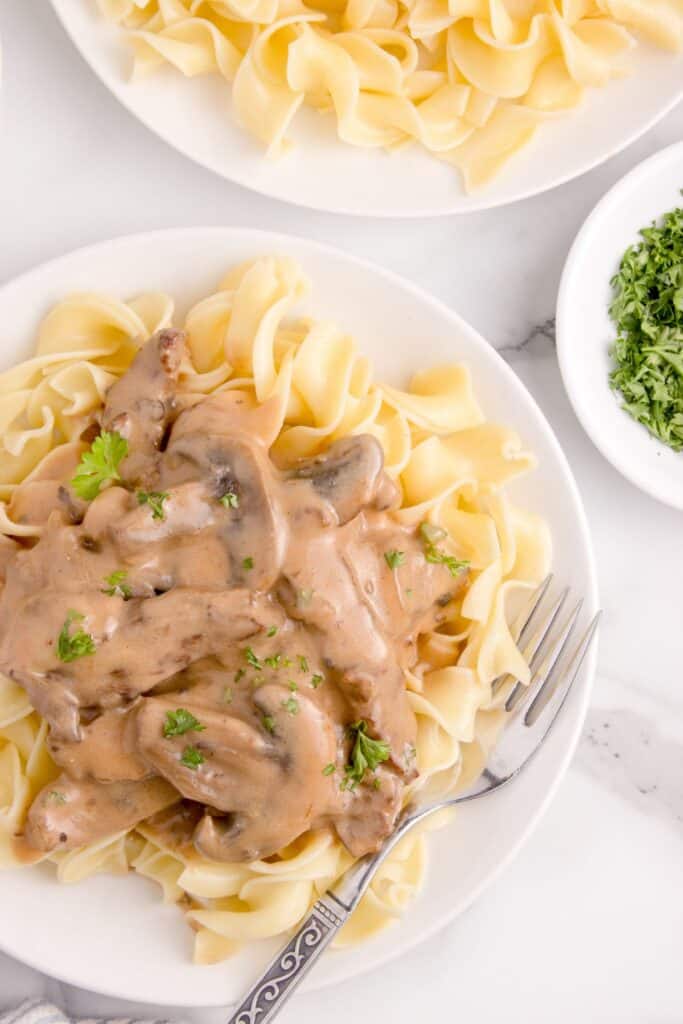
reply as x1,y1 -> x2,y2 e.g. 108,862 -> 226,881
0,229 -> 598,1005
49,0 -> 683,218
557,142 -> 683,511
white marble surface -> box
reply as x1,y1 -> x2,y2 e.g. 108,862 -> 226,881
1,1 -> 682,1020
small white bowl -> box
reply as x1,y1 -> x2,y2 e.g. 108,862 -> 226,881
557,142 -> 683,511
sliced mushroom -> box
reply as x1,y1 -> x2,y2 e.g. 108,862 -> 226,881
289,435 -> 400,524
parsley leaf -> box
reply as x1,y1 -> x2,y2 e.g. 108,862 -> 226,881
137,490 -> 169,520
419,522 -> 469,578
48,790 -> 67,805
322,763 -> 336,776
244,647 -> 261,670
264,653 -> 282,669
298,655 -> 309,673
311,673 -> 324,689
219,490 -> 240,509
266,625 -> 278,637
609,204 -> 683,451
71,431 -> 128,500
342,720 -> 389,790
342,720 -> 390,790
57,610 -> 96,663
384,549 -> 405,570
282,696 -> 299,715
180,745 -> 205,770
262,714 -> 276,734
243,556 -> 254,570
163,708 -> 206,738
102,570 -> 132,599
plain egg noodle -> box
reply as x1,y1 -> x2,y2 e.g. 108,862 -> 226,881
95,0 -> 682,190
0,256 -> 551,962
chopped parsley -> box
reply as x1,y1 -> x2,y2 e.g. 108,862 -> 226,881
57,610 -> 96,663
219,490 -> 239,509
137,490 -> 169,520
282,696 -> 299,715
288,680 -> 298,692
419,522 -> 469,578
609,204 -> 683,450
48,790 -> 67,805
266,625 -> 278,637
180,745 -> 205,770
223,687 -> 233,705
244,647 -> 262,670
163,708 -> 205,738
384,549 -> 405,570
262,714 -> 276,734
298,655 -> 309,673
243,556 -> 254,570
322,763 -> 336,776
342,720 -> 390,790
264,654 -> 282,669
311,674 -> 324,689
71,430 -> 128,500
102,569 -> 132,599
234,668 -> 246,683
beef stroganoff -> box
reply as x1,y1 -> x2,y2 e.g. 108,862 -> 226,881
95,1 -> 683,190
0,256 -> 550,962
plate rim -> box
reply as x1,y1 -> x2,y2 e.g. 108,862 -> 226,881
48,0 -> 683,219
556,140 -> 683,512
0,227 -> 599,1004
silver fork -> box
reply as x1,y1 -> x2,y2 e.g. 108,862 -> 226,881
227,579 -> 600,1024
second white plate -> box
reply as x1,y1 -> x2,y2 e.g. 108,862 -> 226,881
50,1 -> 683,217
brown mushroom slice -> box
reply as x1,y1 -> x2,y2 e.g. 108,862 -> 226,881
333,769 -> 403,857
289,436 -> 400,524
24,775 -> 178,852
47,706 -> 150,783
101,328 -> 186,487
136,686 -> 340,862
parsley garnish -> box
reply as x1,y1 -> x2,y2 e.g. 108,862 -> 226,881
342,720 -> 390,790
180,745 -> 205,770
48,790 -> 67,805
219,490 -> 239,509
282,696 -> 299,715
163,708 -> 205,738
266,625 -> 278,637
264,654 -> 281,669
71,431 -> 128,500
311,674 -> 324,689
384,550 -> 405,570
288,680 -> 298,692
322,763 -> 336,776
298,655 -> 309,673
262,714 -> 275,734
102,569 -> 132,599
57,610 -> 96,663
419,522 -> 469,577
243,556 -> 254,570
137,490 -> 169,520
244,647 -> 261,670
234,667 -> 246,683
609,204 -> 683,450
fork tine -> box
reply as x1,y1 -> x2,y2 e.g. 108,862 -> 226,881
512,598 -> 583,717
525,611 -> 601,726
504,586 -> 570,710
491,575 -> 553,696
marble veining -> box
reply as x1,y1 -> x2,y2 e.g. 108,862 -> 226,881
0,0 -> 682,1020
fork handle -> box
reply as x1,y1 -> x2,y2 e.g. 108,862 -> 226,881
227,895 -> 349,1024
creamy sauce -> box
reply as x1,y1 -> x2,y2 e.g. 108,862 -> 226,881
0,330 -> 466,862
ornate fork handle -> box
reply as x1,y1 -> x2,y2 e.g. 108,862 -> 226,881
228,895 -> 350,1024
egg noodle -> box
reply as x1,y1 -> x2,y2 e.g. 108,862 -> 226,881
0,256 -> 550,962
95,0 -> 682,190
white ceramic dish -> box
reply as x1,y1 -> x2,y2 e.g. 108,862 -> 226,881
557,142 -> 683,511
49,0 -> 683,218
0,228 -> 598,1005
